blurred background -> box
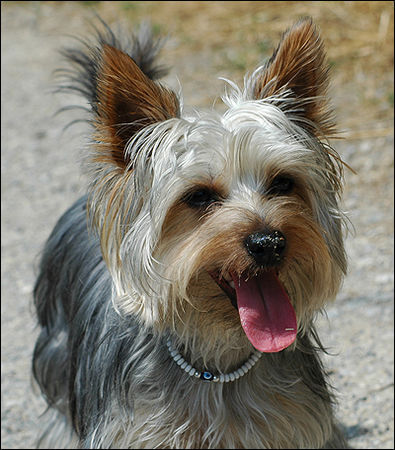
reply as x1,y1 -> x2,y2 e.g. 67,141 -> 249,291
1,1 -> 393,448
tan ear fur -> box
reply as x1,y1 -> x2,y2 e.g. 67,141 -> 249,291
253,18 -> 335,137
95,45 -> 179,168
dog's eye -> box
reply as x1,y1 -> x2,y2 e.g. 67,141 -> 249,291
184,188 -> 220,208
268,176 -> 295,196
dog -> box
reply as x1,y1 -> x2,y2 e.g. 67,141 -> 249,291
32,17 -> 350,448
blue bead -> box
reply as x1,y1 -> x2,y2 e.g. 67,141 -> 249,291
200,371 -> 213,381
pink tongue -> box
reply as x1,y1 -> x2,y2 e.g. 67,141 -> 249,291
232,271 -> 297,352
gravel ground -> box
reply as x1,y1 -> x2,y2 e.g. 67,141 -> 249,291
1,2 -> 393,449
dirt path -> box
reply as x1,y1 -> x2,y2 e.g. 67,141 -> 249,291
1,2 -> 393,448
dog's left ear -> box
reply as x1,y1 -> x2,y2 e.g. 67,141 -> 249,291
251,18 -> 335,137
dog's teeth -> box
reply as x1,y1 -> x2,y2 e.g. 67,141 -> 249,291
229,280 -> 235,289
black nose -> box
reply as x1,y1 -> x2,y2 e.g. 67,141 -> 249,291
244,230 -> 286,267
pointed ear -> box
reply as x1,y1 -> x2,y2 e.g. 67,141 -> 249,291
95,45 -> 180,168
252,18 -> 335,137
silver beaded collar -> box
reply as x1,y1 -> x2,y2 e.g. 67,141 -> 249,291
166,339 -> 262,383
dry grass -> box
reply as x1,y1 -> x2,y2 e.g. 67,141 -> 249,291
49,1 -> 394,139
96,1 -> 393,137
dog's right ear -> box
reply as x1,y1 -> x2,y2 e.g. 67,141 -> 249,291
94,45 -> 180,168
59,29 -> 180,170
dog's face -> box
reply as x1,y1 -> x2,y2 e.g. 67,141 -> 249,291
87,19 -> 347,362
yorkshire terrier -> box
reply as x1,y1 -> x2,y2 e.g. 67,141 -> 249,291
32,17 -> 349,448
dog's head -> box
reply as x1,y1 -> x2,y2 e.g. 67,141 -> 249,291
64,18 -> 347,362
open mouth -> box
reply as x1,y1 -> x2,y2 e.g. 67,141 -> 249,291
209,272 -> 238,310
209,270 -> 297,353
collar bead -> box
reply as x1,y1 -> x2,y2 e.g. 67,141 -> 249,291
166,339 -> 262,383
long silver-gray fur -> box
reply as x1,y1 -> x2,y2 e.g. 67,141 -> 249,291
32,19 -> 349,449
32,196 -> 347,448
